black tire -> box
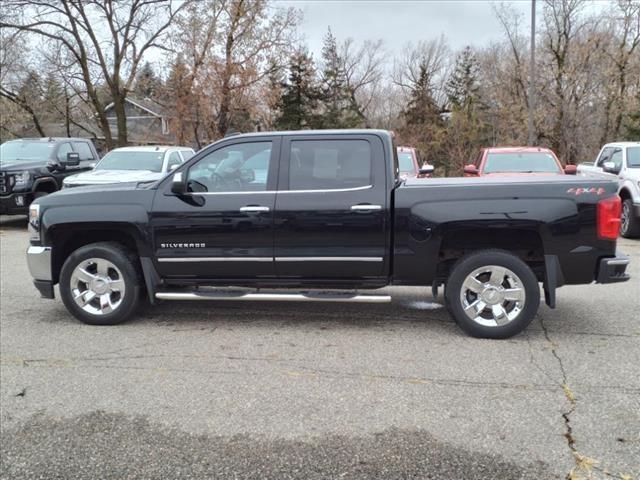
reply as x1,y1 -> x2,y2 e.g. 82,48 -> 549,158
620,198 -> 640,238
59,242 -> 141,325
444,250 -> 540,339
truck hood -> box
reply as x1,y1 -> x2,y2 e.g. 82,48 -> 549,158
0,159 -> 50,172
64,169 -> 163,185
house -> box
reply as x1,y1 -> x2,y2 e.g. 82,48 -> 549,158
103,96 -> 172,145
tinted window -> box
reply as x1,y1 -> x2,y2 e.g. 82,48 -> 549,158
187,142 -> 272,192
96,151 -> 165,172
57,143 -> 73,161
288,139 -> 371,190
72,142 -> 94,160
626,147 -> 640,168
0,141 -> 55,162
483,152 -> 561,173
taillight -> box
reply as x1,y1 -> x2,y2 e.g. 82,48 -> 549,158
597,195 -> 621,240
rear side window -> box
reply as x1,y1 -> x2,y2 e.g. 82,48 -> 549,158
72,142 -> 94,160
288,139 -> 371,190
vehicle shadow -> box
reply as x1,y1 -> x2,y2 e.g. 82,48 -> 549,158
0,215 -> 27,231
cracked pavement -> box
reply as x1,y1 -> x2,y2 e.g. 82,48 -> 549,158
1,215 -> 639,479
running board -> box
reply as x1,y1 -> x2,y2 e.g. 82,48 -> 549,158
155,290 -> 391,303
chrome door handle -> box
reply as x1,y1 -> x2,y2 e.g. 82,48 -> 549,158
350,204 -> 382,211
240,206 -> 270,213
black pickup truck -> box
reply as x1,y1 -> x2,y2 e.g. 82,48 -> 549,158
26,130 -> 630,338
1,137 -> 98,215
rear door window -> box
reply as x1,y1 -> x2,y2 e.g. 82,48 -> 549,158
287,139 -> 372,191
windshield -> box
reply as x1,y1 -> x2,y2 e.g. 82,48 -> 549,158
628,147 -> 640,168
0,141 -> 55,162
398,152 -> 416,172
96,151 -> 165,172
484,152 -> 561,173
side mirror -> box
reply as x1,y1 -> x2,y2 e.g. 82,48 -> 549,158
171,171 -> 186,194
418,164 -> 434,176
169,163 -> 180,172
64,152 -> 80,167
463,164 -> 479,175
564,164 -> 577,175
602,161 -> 619,174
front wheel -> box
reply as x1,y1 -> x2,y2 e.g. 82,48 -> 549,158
620,198 -> 640,238
445,250 -> 540,339
59,242 -> 141,325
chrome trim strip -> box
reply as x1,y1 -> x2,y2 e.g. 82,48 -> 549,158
26,245 -> 52,281
239,206 -> 270,212
275,256 -> 383,262
605,259 -> 629,266
158,257 -> 273,263
181,185 -> 373,195
350,204 -> 382,211
155,291 -> 391,303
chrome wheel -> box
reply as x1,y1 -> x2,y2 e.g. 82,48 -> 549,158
459,265 -> 526,327
621,202 -> 630,235
70,258 -> 125,315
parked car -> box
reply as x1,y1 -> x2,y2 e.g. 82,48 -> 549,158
0,137 -> 98,215
463,147 -> 576,176
577,142 -> 640,238
63,146 -> 195,188
397,146 -> 434,178
27,130 -> 629,339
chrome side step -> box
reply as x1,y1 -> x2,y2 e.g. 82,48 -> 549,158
155,290 -> 391,303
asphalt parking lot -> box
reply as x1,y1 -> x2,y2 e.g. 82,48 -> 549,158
1,214 -> 638,480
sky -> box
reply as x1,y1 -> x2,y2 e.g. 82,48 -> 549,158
277,0 -> 607,56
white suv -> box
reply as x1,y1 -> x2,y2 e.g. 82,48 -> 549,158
578,142 -> 640,238
63,146 -> 195,189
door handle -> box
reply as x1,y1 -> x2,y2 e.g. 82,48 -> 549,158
350,204 -> 382,212
240,206 -> 270,213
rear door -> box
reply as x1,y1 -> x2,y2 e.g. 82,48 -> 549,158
273,134 -> 389,281
150,136 -> 280,279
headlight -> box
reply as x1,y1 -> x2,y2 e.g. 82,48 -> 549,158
13,171 -> 32,186
28,203 -> 40,242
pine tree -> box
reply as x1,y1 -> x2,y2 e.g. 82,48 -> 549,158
134,62 -> 162,99
446,46 -> 482,111
318,28 -> 360,128
275,50 -> 320,130
403,63 -> 441,127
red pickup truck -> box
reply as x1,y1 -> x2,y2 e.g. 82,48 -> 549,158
463,147 -> 577,176
397,146 -> 434,179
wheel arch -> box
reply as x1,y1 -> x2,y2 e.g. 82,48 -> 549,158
48,223 -> 147,284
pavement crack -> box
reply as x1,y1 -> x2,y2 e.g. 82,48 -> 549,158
539,316 -> 632,480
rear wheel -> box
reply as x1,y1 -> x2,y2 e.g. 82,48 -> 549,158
620,198 -> 640,238
59,242 -> 141,325
445,250 -> 540,339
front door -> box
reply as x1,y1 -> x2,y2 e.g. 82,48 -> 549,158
151,137 -> 280,280
273,134 -> 389,281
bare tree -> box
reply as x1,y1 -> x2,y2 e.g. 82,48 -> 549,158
599,0 -> 640,143
392,36 -> 450,108
341,38 -> 386,126
1,0 -> 187,147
